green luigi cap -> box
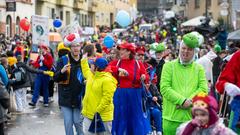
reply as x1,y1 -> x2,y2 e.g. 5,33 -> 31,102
182,33 -> 199,48
214,44 -> 222,53
150,43 -> 158,50
155,43 -> 166,52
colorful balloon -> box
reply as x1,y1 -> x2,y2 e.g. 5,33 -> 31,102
20,18 -> 30,31
53,19 -> 62,28
116,10 -> 131,28
103,36 -> 114,49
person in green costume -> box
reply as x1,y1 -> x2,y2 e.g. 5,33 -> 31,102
160,32 -> 208,135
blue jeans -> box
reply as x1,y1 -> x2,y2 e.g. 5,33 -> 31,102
150,107 -> 162,132
61,106 -> 83,135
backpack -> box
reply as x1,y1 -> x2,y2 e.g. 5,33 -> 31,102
12,64 -> 26,85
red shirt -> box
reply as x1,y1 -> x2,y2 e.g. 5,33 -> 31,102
32,53 -> 53,70
216,50 -> 240,94
109,59 -> 149,88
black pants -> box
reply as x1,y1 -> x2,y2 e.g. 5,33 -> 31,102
0,122 -> 4,135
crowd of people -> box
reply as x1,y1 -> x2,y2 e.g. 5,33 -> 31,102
0,16 -> 239,135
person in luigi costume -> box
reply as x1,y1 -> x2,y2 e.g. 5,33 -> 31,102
160,32 -> 208,135
154,43 -> 166,91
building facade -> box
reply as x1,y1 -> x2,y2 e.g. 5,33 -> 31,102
185,0 -> 240,29
0,0 -> 137,37
137,0 -> 159,16
0,0 -> 35,37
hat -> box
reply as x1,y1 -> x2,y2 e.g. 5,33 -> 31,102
155,43 -> 166,52
57,42 -> 70,52
192,92 -> 218,126
182,33 -> 199,48
117,42 -> 136,54
191,31 -> 204,46
94,57 -> 108,70
64,33 -> 81,47
150,43 -> 158,50
214,44 -> 221,53
136,46 -> 145,55
39,44 -> 48,50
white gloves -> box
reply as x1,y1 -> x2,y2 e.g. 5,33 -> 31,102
40,55 -> 44,61
118,68 -> 128,76
224,83 -> 240,97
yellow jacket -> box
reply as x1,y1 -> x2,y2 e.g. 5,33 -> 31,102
81,58 -> 117,121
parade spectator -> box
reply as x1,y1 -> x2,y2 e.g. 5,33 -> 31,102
216,50 -> 240,133
136,46 -> 163,135
9,55 -> 50,112
57,42 -> 70,58
196,50 -> 217,85
107,48 -> 120,62
53,33 -> 84,135
81,54 -> 117,135
110,42 -> 151,135
13,41 -> 25,61
176,93 -> 236,135
29,44 -> 53,107
0,62 -> 8,135
160,33 -> 208,135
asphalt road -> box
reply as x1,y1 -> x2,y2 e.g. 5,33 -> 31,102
5,94 -> 66,135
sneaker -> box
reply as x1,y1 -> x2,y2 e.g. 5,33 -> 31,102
39,97 -> 44,103
49,97 -> 54,103
29,102 -> 36,107
44,104 -> 49,107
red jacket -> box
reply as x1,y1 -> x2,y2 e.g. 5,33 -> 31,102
216,50 -> 240,94
32,53 -> 53,70
109,59 -> 149,88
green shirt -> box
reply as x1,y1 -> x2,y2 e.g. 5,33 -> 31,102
160,59 -> 208,122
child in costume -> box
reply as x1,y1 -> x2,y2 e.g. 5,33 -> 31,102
176,92 -> 236,135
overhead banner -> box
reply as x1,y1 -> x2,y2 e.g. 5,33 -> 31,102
59,21 -> 82,38
32,15 -> 49,46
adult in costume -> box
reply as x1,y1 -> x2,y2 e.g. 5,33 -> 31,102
110,42 -> 151,135
216,50 -> 240,133
29,44 -> 53,107
54,33 -> 85,135
160,32 -> 208,135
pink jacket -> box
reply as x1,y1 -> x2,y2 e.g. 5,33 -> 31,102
176,120 -> 237,135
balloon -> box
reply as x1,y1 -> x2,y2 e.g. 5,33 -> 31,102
53,19 -> 62,28
116,10 -> 131,28
103,36 -> 114,49
20,18 -> 30,31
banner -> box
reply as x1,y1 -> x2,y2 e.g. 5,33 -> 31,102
32,15 -> 49,46
59,21 -> 82,38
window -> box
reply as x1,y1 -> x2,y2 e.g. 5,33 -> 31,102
6,15 -> 12,37
207,0 -> 211,7
16,17 -> 20,35
51,8 -> 55,19
218,0 -> 223,5
66,11 -> 70,25
60,11 -> 63,20
195,0 -> 200,8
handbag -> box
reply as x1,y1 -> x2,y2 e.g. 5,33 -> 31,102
9,89 -> 17,112
88,112 -> 106,133
0,82 -> 10,109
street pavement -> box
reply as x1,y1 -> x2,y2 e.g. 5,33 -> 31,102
5,94 -> 66,135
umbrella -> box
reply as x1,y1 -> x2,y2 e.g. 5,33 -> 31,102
49,32 -> 62,42
227,29 -> 240,40
181,16 -> 218,27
